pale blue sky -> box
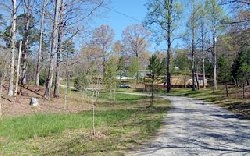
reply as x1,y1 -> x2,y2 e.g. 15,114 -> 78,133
94,0 -> 148,41
92,0 -> 188,51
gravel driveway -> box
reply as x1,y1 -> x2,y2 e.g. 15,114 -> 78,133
128,96 -> 250,156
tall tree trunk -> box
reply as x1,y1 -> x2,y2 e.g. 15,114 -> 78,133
14,41 -> 22,96
191,22 -> 196,91
184,68 -> 187,88
202,58 -> 206,88
8,0 -> 17,96
201,20 -> 206,88
166,0 -> 172,93
136,55 -> 139,84
35,0 -> 47,86
44,0 -> 60,99
21,0 -> 32,86
54,0 -> 64,98
213,27 -> 217,90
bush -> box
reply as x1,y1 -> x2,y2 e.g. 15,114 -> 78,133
39,73 -> 46,86
74,74 -> 88,91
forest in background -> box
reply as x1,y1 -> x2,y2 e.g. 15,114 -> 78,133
0,0 -> 249,103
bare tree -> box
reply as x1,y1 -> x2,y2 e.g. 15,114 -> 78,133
20,0 -> 33,86
199,6 -> 208,89
53,0 -> 107,98
121,24 -> 150,81
8,0 -> 17,96
35,0 -> 47,86
14,41 -> 22,96
121,24 -> 150,58
44,0 -> 60,99
53,0 -> 65,98
90,24 -> 114,78
187,0 -> 203,91
205,0 -> 225,90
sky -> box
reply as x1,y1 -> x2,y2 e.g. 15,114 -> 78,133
92,0 -> 188,51
93,0 -> 148,42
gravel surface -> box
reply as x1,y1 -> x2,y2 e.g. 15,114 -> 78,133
128,96 -> 250,156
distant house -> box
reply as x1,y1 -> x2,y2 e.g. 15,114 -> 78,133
116,76 -> 134,83
144,74 -> 208,91
171,74 -> 208,87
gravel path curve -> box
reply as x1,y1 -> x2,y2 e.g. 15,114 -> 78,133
128,96 -> 250,156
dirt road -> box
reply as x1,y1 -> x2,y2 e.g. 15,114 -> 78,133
128,96 -> 250,156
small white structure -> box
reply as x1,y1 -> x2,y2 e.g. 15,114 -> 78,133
116,76 -> 134,82
30,97 -> 39,106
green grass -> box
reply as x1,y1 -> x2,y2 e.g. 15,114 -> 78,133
99,92 -> 147,101
0,109 -> 142,140
1,113 -> 94,140
0,93 -> 170,155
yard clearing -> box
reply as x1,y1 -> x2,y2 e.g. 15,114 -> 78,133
0,89 -> 170,155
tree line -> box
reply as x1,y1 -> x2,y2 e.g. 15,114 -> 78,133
0,0 -> 107,99
146,0 -> 249,96
0,0 -> 249,101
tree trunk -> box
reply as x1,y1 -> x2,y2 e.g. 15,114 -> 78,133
242,75 -> 246,99
35,0 -> 47,86
136,56 -> 139,84
202,58 -> 206,88
14,41 -> 22,96
232,76 -> 238,87
44,0 -> 60,99
21,0 -> 32,86
242,81 -> 245,99
166,0 -> 172,93
225,81 -> 228,97
201,20 -> 206,89
195,59 -> 200,90
150,74 -> 154,106
8,0 -> 17,96
196,71 -> 200,90
54,0 -> 64,98
184,68 -> 187,88
191,23 -> 195,91
213,28 -> 217,90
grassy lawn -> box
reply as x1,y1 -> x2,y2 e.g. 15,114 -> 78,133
166,87 -> 250,119
0,92 -> 170,155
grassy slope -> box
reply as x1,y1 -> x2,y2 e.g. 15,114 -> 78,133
167,87 -> 250,119
0,92 -> 170,155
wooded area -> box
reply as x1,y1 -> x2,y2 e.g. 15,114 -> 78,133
0,0 -> 249,154
0,0 -> 249,104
